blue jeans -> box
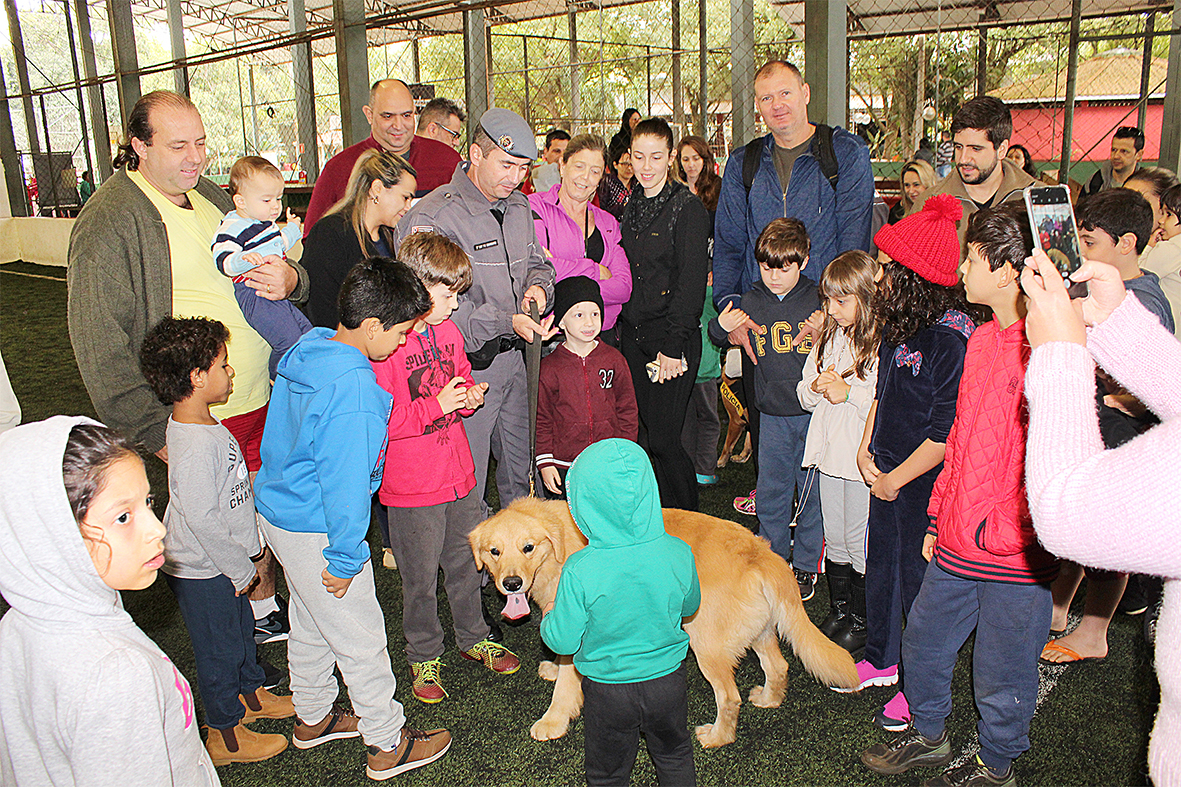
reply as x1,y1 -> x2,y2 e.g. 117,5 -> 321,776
903,562 -> 1052,772
758,414 -> 823,572
166,573 -> 265,729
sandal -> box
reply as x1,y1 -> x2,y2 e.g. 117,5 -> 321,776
1039,639 -> 1105,665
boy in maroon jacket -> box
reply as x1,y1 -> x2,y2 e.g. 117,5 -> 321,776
373,232 -> 520,704
536,276 -> 638,499
860,203 -> 1058,786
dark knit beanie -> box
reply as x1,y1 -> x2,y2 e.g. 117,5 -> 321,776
552,275 -> 604,327
873,193 -> 964,286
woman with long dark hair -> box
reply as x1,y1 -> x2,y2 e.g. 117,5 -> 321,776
674,136 -> 721,215
618,118 -> 710,510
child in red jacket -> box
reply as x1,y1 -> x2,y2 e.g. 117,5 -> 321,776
536,276 -> 638,499
860,203 -> 1058,786
373,232 -> 520,704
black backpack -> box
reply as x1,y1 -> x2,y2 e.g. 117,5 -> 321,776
742,123 -> 840,198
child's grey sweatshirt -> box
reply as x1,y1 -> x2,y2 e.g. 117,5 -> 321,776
0,415 -> 220,786
162,418 -> 261,592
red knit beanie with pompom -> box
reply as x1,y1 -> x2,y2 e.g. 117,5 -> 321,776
873,193 -> 963,286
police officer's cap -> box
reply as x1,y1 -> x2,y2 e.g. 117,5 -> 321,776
479,108 -> 538,161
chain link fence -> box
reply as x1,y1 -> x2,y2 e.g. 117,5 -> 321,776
2,0 -> 1175,214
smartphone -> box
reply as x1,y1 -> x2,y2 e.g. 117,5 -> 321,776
646,356 -> 688,382
1023,185 -> 1088,299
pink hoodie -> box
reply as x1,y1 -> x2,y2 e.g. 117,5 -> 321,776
1026,293 -> 1181,787
372,319 -> 476,508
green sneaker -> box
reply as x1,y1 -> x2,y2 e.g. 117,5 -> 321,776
861,725 -> 953,775
461,640 -> 521,674
923,756 -> 1016,787
410,659 -> 447,703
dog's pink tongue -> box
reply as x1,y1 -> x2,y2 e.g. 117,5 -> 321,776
502,592 -> 530,620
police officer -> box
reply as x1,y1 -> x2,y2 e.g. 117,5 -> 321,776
393,108 -> 556,511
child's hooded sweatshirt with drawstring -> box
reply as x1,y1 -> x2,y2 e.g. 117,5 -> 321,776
541,438 -> 700,683
0,416 -> 219,787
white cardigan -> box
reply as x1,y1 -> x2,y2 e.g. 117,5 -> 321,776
1140,234 -> 1181,339
797,329 -> 878,482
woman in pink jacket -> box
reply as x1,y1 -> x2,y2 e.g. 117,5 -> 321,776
1023,250 -> 1181,787
528,134 -> 632,341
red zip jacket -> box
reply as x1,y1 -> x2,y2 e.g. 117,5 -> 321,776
927,318 -> 1058,584
536,342 -> 639,469
372,320 -> 477,507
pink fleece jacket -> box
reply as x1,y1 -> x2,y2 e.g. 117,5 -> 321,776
1025,292 -> 1181,787
528,184 -> 632,330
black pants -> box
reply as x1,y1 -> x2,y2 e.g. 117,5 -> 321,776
582,663 -> 696,787
621,328 -> 701,512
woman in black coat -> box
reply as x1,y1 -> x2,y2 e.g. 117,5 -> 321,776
618,118 -> 710,511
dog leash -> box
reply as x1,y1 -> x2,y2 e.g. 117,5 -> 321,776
526,301 -> 542,498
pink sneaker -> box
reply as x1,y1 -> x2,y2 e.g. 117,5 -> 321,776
831,659 -> 898,693
733,489 -> 757,516
874,690 -> 911,732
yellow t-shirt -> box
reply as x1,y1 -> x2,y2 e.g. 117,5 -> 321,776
129,169 -> 271,419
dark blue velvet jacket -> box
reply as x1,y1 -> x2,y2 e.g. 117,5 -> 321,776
868,310 -> 973,472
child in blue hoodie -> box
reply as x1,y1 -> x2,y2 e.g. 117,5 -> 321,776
541,438 -> 700,786
254,258 -> 452,780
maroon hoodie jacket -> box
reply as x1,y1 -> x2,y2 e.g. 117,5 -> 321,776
536,342 -> 638,469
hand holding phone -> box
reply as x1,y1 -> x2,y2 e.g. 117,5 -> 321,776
1024,185 -> 1088,299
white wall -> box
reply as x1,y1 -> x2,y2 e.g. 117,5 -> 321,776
0,217 -> 72,267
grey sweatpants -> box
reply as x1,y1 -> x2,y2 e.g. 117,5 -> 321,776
467,350 -> 532,511
260,517 -> 405,750
386,490 -> 489,663
819,472 -> 869,574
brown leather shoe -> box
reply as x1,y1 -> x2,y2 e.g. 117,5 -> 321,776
366,727 -> 452,780
204,722 -> 288,765
293,704 -> 361,749
240,687 -> 296,722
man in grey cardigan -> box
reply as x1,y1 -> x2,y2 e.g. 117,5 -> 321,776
67,90 -> 307,643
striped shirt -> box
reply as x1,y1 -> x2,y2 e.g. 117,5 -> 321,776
212,211 -> 301,277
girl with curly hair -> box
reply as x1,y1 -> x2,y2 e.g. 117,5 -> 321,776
836,195 -> 976,734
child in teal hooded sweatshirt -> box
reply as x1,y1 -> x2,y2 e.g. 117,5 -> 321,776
541,438 -> 700,786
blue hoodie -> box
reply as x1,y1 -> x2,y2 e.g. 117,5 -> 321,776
254,328 -> 392,579
540,439 -> 700,683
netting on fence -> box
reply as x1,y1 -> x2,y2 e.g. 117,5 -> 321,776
2,0 -> 1174,214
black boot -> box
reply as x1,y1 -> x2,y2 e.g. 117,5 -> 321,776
834,568 -> 867,658
819,560 -> 851,639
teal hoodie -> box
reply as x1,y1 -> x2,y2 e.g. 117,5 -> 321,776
540,439 -> 700,683
254,328 -> 392,580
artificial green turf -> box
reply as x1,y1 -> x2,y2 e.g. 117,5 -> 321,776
0,261 -> 1157,786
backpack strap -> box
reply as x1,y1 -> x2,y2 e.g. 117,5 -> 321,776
812,123 -> 840,191
743,127 -> 840,198
742,136 -> 765,198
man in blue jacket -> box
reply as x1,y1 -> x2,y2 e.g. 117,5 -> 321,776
714,60 -> 874,348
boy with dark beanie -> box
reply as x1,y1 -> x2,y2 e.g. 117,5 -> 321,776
536,276 -> 638,499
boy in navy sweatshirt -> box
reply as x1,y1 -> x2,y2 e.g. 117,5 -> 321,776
254,258 -> 451,780
711,218 -> 822,596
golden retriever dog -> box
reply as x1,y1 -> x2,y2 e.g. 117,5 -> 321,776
469,497 -> 859,748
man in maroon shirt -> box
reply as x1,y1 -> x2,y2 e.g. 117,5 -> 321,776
303,78 -> 461,234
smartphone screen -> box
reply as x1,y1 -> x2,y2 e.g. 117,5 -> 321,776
1024,185 -> 1088,298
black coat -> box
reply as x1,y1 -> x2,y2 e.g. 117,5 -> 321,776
301,212 -> 391,328
619,182 -> 710,360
